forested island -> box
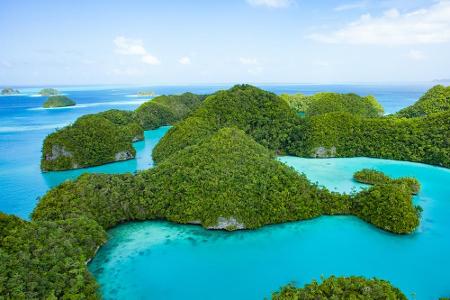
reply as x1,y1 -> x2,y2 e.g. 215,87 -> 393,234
39,88 -> 59,96
41,92 -> 206,170
137,90 -> 156,96
354,169 -> 420,195
1,87 -> 20,95
272,276 -> 407,299
42,95 -> 76,108
1,84 -> 449,299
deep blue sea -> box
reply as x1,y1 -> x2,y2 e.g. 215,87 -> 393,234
1,83 -> 449,299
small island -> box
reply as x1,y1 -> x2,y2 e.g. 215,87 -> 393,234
272,276 -> 407,299
39,88 -> 59,96
354,168 -> 420,194
1,87 -> 20,95
137,91 -> 156,96
42,95 -> 76,108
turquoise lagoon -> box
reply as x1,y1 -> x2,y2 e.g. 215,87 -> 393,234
0,84 -> 448,299
88,157 -> 450,300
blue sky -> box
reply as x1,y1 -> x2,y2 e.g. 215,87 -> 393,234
1,0 -> 450,85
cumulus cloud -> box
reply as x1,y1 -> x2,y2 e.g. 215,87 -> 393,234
247,66 -> 264,74
239,57 -> 263,74
179,56 -> 191,65
114,36 -> 160,65
239,57 -> 259,65
334,1 -> 367,12
0,60 -> 12,68
407,49 -> 426,60
246,0 -> 293,8
309,1 -> 450,45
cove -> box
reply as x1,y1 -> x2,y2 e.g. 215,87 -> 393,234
89,157 -> 450,300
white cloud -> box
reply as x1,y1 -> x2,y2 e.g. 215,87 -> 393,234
239,57 -> 259,65
142,54 -> 160,65
309,1 -> 450,45
0,61 -> 12,68
239,57 -> 263,74
248,66 -> 264,74
80,59 -> 95,65
246,0 -> 293,8
314,60 -> 330,67
334,1 -> 367,12
407,49 -> 426,60
113,36 -> 160,65
179,56 -> 191,65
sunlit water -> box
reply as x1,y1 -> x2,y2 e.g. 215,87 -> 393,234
88,157 -> 450,300
1,84 -> 448,299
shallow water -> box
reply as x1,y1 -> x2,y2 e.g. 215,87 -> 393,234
0,84 -> 446,299
89,157 -> 450,300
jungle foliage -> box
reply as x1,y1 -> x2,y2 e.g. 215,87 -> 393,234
3,84 -> 446,298
271,276 -> 407,300
39,88 -> 59,96
396,85 -> 450,118
306,92 -> 384,117
280,93 -> 312,114
280,92 -> 384,117
40,92 -> 206,170
41,110 -> 143,171
134,92 -> 206,129
287,111 -> 450,167
354,168 -> 421,194
42,95 -> 76,108
153,84 -> 299,163
0,212 -> 106,299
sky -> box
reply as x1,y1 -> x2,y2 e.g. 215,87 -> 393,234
1,0 -> 450,85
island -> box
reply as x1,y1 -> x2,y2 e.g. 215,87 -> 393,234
354,168 -> 420,194
395,84 -> 450,118
153,85 -> 449,167
1,84 -> 448,299
41,110 -> 143,171
39,88 -> 59,96
42,95 -> 76,108
137,90 -> 156,96
41,92 -> 206,171
1,87 -> 20,95
272,276 -> 407,299
280,92 -> 384,117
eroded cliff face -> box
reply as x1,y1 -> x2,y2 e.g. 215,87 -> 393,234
114,151 -> 134,161
207,217 -> 245,231
43,145 -> 135,171
45,145 -> 73,161
312,146 -> 336,158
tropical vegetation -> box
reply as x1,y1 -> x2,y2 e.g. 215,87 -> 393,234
0,212 -> 106,299
35,127 -> 421,234
154,85 -> 449,168
137,90 -> 156,96
135,92 -> 206,129
153,85 -> 298,163
354,168 -> 420,194
286,110 -> 450,167
42,95 -> 76,108
3,84 -> 447,298
1,87 -> 20,95
41,110 -> 143,171
280,92 -> 384,117
396,85 -> 450,118
40,92 -> 206,170
280,93 -> 312,114
271,276 -> 407,299
39,88 -> 59,96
